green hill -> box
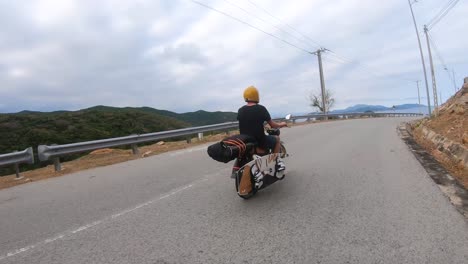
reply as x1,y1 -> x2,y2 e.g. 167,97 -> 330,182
84,106 -> 237,126
121,107 -> 237,126
0,106 -> 237,176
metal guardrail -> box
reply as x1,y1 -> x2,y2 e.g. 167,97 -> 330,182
290,112 -> 423,121
0,147 -> 35,179
38,122 -> 239,171
37,112 -> 423,171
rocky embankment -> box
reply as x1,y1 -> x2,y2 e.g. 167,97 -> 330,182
408,77 -> 468,188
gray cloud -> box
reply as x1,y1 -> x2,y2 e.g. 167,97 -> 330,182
0,0 -> 467,115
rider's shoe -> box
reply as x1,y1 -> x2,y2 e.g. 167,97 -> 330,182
253,169 -> 263,182
252,168 -> 264,189
255,181 -> 264,189
276,159 -> 286,172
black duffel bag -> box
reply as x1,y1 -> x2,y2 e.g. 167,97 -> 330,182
207,134 -> 256,163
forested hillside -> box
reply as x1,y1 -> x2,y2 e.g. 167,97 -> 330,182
0,106 -> 237,175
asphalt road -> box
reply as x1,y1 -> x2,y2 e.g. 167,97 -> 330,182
0,118 -> 467,264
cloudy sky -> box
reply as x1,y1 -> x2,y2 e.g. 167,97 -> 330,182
1,0 -> 467,115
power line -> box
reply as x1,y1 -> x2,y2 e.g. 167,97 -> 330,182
246,0 -> 417,84
328,49 -> 415,82
428,34 -> 458,91
322,54 -> 415,84
192,0 -> 416,85
190,0 -> 312,53
428,35 -> 448,70
222,0 -> 320,50
245,0 -> 323,49
322,53 -> 350,65
426,0 -> 453,25
427,0 -> 460,30
244,0 -> 415,83
326,51 -> 415,83
427,0 -> 454,26
428,0 -> 460,28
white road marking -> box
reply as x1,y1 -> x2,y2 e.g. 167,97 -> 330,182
71,221 -> 102,234
0,175 -> 215,262
44,235 -> 65,244
4,247 -> 34,259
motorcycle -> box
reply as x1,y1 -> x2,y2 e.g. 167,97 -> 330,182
231,114 -> 291,199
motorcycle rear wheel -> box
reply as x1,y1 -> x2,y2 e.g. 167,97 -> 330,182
280,143 -> 288,158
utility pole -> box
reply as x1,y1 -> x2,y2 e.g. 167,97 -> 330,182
408,0 -> 432,117
424,25 -> 438,116
311,48 -> 328,120
416,80 -> 421,113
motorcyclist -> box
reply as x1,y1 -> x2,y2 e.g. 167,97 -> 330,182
237,85 -> 287,171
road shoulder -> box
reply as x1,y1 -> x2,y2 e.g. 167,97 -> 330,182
398,124 -> 468,218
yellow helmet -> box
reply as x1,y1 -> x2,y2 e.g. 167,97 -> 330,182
243,85 -> 259,103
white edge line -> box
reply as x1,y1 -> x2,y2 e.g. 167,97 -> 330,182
0,174 -> 217,262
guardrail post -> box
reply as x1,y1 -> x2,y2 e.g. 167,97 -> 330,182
198,132 -> 204,141
186,137 -> 192,144
12,150 -> 21,179
131,144 -> 139,155
292,119 -> 296,124
307,117 -> 310,122
53,157 -> 61,172
14,163 -> 23,180
10,150 -> 24,180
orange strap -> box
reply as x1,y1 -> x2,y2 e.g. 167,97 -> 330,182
223,138 -> 247,157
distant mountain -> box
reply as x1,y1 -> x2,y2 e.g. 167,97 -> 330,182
332,104 -> 388,113
393,104 -> 422,110
330,104 -> 427,114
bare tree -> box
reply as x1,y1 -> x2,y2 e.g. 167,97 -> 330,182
309,89 -> 335,113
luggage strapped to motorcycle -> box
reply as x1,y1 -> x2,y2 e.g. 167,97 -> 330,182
222,138 -> 247,158
207,134 -> 257,163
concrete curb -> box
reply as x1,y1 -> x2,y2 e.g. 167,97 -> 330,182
398,124 -> 468,218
